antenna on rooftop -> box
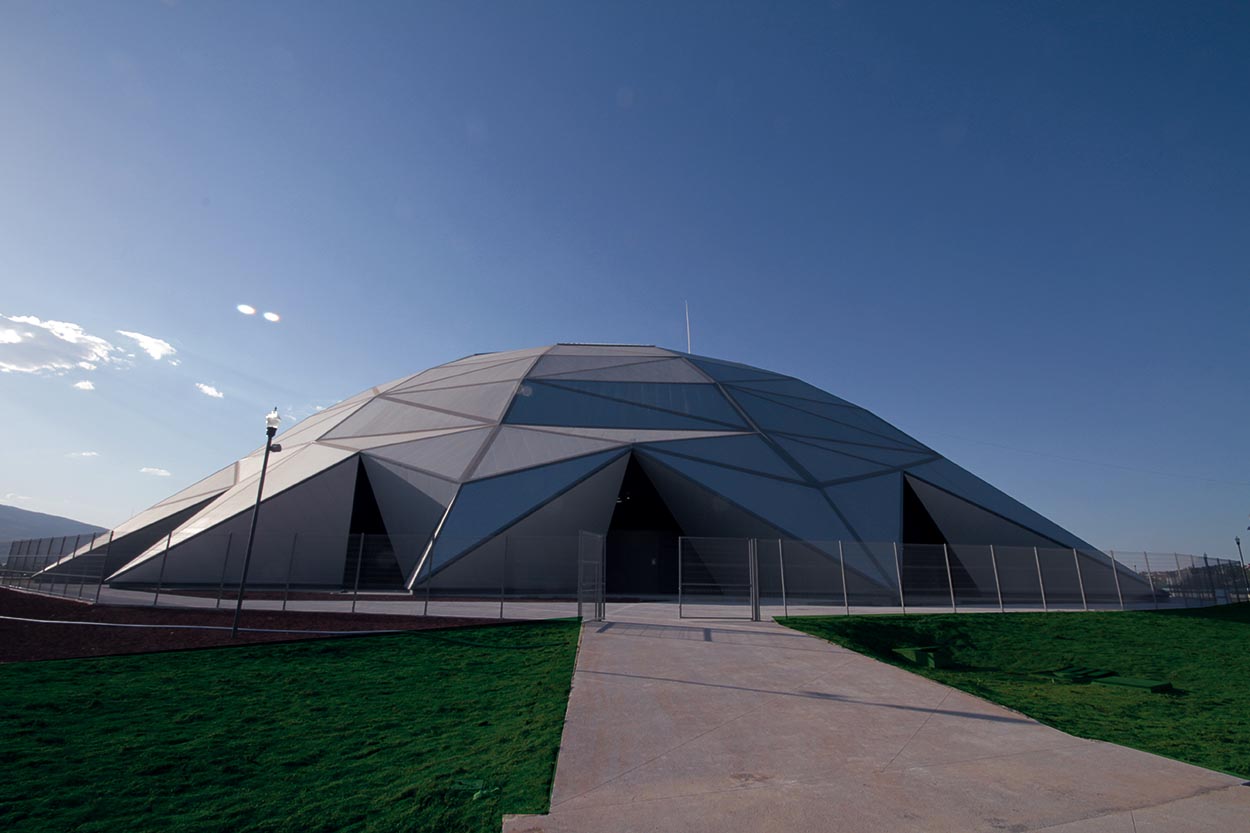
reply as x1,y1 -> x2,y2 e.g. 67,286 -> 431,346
685,300 -> 691,353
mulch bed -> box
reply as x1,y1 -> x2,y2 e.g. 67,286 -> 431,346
0,588 -> 503,664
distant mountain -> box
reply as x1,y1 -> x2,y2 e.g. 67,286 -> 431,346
0,504 -> 107,553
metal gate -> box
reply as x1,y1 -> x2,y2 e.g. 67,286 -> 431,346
577,531 -> 605,622
678,537 -> 760,620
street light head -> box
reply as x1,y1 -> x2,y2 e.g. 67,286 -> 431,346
265,407 -> 281,432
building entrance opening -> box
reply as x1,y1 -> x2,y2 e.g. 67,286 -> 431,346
605,455 -> 684,598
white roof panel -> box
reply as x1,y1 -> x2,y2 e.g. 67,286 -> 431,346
323,397 -> 486,439
469,426 -> 624,480
362,426 -> 494,481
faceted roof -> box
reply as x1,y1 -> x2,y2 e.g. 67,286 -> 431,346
99,344 -> 1093,584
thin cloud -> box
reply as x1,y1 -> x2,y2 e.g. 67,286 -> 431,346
3,493 -> 32,502
116,330 -> 176,361
195,382 -> 225,399
139,467 -> 171,477
0,313 -> 121,374
67,451 -> 100,458
73,380 -> 95,391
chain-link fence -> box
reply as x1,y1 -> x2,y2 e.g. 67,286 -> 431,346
1,531 -> 596,621
4,532 -> 1247,621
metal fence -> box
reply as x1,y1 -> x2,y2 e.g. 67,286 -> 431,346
4,532 -> 1248,622
1,532 -> 596,621
676,538 -> 1249,620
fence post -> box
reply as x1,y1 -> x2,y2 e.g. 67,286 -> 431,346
94,531 -> 114,604
594,533 -> 604,622
989,545 -> 1004,612
1173,554 -> 1189,607
1219,558 -> 1236,604
282,532 -> 298,612
424,556 -> 432,616
56,536 -> 67,595
152,532 -> 172,607
678,536 -> 684,619
79,533 -> 96,598
893,542 -> 906,614
1033,547 -> 1048,612
1141,552 -> 1158,609
46,538 -> 59,595
59,536 -> 71,596
749,539 -> 760,622
499,537 -> 507,619
1072,549 -> 1087,611
942,543 -> 956,613
1202,554 -> 1217,605
1238,546 -> 1250,602
778,538 -> 788,618
351,533 -> 365,614
65,534 -> 79,596
839,540 -> 849,616
64,534 -> 81,596
75,534 -> 92,599
1108,550 -> 1125,611
54,536 -> 66,595
48,537 -> 62,595
1239,552 -> 1250,603
216,534 -> 234,610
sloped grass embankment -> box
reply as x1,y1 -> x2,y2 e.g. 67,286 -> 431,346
780,604 -> 1250,779
0,619 -> 580,833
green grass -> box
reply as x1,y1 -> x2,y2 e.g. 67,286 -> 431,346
0,620 -> 581,833
779,604 -> 1250,779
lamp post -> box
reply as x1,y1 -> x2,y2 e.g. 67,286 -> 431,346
1237,536 -> 1246,595
231,407 -> 281,638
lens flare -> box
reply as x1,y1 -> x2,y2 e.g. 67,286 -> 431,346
237,304 -> 256,315
263,311 -> 280,322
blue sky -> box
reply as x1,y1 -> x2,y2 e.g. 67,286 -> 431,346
1,1 -> 1246,556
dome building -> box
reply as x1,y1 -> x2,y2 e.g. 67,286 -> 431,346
59,344 -> 1143,604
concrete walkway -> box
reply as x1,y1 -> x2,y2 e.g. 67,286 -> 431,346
505,603 -> 1249,833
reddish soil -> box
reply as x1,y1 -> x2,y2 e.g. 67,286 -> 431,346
167,589 -> 418,602
0,588 -> 503,664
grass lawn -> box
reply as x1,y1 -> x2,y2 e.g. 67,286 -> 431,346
0,619 -> 580,833
779,603 -> 1250,779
